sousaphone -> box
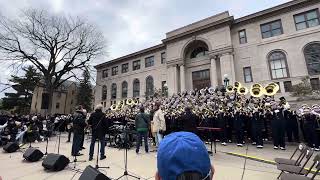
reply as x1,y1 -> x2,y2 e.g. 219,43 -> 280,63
226,85 -> 234,93
264,82 -> 279,96
250,83 -> 265,98
238,86 -> 249,95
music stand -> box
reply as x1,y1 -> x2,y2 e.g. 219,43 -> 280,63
116,122 -> 140,180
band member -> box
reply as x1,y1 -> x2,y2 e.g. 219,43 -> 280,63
135,106 -> 150,154
88,105 -> 108,161
251,107 -> 264,148
71,106 -> 87,156
234,109 -> 244,147
271,103 -> 286,150
302,106 -> 319,151
180,106 -> 198,133
152,102 -> 166,146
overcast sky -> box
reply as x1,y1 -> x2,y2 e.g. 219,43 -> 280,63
0,0 -> 290,97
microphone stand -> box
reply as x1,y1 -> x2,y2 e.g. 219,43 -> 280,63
55,118 -> 67,154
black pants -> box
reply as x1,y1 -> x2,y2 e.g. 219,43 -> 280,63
253,126 -> 263,146
304,123 -> 319,148
235,128 -> 244,144
71,133 -> 83,156
89,134 -> 106,157
286,120 -> 299,142
67,129 -> 72,142
80,133 -> 84,148
272,124 -> 285,148
136,131 -> 148,153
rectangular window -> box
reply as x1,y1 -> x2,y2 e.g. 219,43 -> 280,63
121,63 -> 128,73
260,20 -> 283,39
102,69 -> 108,78
133,60 -> 141,71
243,67 -> 253,83
41,93 -> 49,109
294,9 -> 320,30
238,29 -> 247,44
310,78 -> 320,90
284,81 -> 293,92
145,56 -> 154,67
161,52 -> 166,64
56,103 -> 60,109
111,66 -> 118,76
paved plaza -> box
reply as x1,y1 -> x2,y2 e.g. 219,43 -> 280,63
0,133 -> 318,180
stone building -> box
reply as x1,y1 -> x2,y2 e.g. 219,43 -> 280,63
30,80 -> 78,115
95,0 -> 320,109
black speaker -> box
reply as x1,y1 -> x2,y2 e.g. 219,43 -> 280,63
3,142 -> 19,153
23,148 -> 44,162
42,153 -> 70,171
79,165 -> 111,180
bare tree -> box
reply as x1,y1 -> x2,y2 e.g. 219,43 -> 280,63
0,9 -> 106,113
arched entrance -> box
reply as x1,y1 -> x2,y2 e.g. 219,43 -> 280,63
183,40 -> 211,90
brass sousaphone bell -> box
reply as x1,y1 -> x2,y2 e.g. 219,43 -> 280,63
226,85 -> 234,93
250,83 -> 265,98
233,81 -> 242,91
264,82 -> 280,96
238,86 -> 249,95
110,104 -> 118,111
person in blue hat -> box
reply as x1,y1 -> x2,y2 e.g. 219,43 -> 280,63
156,132 -> 214,180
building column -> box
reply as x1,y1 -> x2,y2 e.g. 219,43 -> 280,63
180,64 -> 185,92
210,57 -> 218,88
167,65 -> 178,95
219,53 -> 235,84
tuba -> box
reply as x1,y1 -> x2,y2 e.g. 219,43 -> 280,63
264,82 -> 279,96
233,81 -> 242,91
226,85 -> 234,93
250,83 -> 264,98
126,98 -> 133,106
110,104 -> 118,111
238,86 -> 248,95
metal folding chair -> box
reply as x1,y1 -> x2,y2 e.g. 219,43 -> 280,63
275,143 -> 307,166
280,154 -> 320,180
277,147 -> 314,179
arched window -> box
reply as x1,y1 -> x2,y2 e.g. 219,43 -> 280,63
102,85 -> 107,100
146,76 -> 154,97
268,51 -> 289,79
190,47 -> 208,58
133,79 -> 140,97
111,83 -> 117,99
121,81 -> 128,98
304,43 -> 320,75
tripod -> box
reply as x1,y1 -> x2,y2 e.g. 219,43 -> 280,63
116,123 -> 140,180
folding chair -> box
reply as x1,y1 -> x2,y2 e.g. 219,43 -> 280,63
280,154 -> 320,180
277,147 -> 314,179
275,143 -> 307,166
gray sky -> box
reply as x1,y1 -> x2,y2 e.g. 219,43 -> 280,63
0,0 -> 290,97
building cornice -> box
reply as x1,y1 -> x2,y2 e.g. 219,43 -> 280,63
94,44 -> 166,69
233,0 -> 318,26
162,16 -> 234,44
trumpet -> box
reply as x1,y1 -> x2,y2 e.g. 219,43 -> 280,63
264,82 -> 279,96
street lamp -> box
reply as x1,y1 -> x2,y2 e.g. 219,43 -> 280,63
163,83 -> 168,97
223,74 -> 230,87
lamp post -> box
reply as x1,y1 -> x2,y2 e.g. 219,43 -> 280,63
223,74 -> 230,87
163,83 -> 168,97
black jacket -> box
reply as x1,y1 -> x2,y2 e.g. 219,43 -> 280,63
88,109 -> 108,138
72,111 -> 86,134
181,111 -> 198,133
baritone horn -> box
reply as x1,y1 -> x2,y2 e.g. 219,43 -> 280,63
250,83 -> 264,97
264,82 -> 279,96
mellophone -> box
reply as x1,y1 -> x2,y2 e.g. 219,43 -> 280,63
197,127 -> 223,154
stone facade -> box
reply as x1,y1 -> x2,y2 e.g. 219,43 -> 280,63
30,81 -> 78,115
95,0 -> 320,110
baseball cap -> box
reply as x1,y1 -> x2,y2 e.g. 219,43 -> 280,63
157,132 -> 211,180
